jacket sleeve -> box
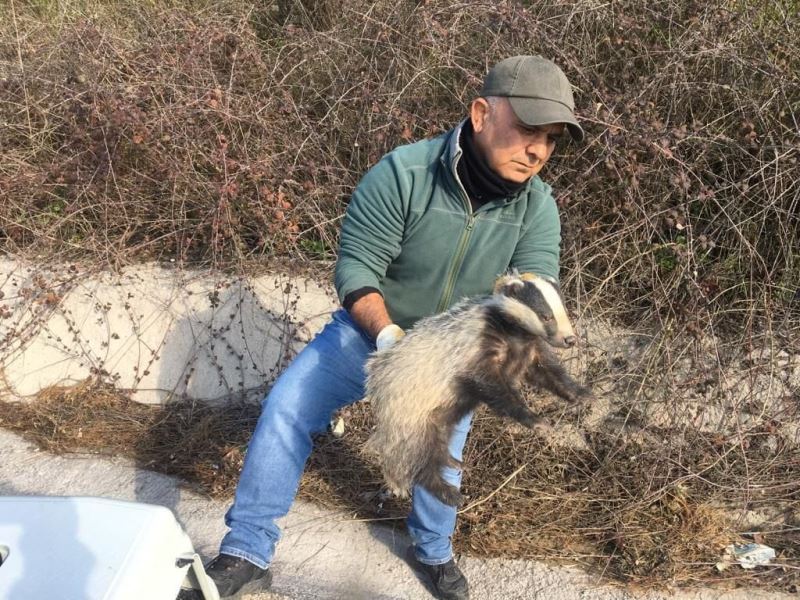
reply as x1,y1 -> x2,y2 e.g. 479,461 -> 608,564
335,153 -> 407,304
509,184 -> 561,283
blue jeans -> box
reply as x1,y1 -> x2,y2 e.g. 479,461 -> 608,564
220,309 -> 472,569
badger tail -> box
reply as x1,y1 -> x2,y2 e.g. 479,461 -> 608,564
367,401 -> 464,507
414,420 -> 464,507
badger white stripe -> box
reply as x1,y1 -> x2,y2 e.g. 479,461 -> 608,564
532,278 -> 574,341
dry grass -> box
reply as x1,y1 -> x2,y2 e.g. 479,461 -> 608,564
0,379 -> 258,496
1,378 -> 798,591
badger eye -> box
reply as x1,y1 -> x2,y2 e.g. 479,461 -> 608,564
541,315 -> 553,322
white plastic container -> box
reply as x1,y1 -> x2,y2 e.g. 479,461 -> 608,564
0,496 -> 218,600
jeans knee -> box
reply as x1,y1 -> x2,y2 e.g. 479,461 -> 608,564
262,386 -> 329,436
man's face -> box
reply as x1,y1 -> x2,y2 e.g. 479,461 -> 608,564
470,97 -> 565,183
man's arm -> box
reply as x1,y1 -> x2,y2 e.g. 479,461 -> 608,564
349,292 -> 393,340
335,153 -> 407,323
510,185 -> 561,281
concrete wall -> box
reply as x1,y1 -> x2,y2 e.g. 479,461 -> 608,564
0,259 -> 338,404
1,257 -> 797,452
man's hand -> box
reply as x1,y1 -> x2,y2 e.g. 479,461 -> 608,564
376,324 -> 405,351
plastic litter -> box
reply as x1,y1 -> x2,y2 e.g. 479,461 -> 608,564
329,416 -> 345,438
716,543 -> 776,571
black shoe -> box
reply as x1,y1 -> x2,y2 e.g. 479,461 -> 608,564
204,554 -> 272,599
406,548 -> 469,600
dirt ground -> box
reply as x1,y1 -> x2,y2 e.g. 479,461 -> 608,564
0,426 -> 793,600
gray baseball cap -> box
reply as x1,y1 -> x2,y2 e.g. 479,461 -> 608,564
481,55 -> 584,142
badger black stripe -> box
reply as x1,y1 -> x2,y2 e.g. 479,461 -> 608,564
483,304 -> 536,339
511,282 -> 554,322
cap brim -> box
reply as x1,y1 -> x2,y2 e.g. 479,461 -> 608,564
507,96 -> 584,143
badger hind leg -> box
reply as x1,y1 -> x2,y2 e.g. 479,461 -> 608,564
367,398 -> 466,507
368,409 -> 460,503
417,464 -> 463,507
365,418 -> 414,499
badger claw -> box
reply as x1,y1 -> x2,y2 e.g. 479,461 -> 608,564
520,413 -> 549,430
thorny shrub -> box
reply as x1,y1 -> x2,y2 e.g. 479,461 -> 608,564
1,1 -> 798,338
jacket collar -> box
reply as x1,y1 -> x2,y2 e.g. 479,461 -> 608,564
440,118 -> 534,206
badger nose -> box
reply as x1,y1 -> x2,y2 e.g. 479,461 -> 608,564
563,336 -> 576,347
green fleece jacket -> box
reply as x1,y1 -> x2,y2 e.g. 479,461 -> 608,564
335,120 -> 561,331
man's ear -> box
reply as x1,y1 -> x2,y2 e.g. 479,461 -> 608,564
470,98 -> 490,134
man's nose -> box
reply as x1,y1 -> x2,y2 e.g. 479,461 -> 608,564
526,134 -> 549,161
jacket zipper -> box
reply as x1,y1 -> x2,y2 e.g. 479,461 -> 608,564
437,215 -> 475,312
437,163 -> 476,312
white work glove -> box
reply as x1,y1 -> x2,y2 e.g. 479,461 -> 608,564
375,324 -> 405,351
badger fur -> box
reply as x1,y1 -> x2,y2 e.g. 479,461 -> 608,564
364,273 -> 592,507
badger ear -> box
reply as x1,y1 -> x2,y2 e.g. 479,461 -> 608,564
493,273 -> 525,295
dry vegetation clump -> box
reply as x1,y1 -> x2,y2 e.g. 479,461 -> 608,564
0,379 -> 259,497
1,0 -> 798,336
2,381 -> 798,590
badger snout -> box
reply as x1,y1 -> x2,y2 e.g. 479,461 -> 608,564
550,334 -> 576,349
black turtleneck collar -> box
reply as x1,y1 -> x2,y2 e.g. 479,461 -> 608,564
456,119 -> 528,212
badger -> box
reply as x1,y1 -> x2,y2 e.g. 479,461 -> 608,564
364,272 -> 592,507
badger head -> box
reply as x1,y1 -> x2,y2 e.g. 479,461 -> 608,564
492,272 -> 577,348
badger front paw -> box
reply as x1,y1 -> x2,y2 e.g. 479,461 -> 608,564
519,413 -> 549,430
562,384 -> 594,404
531,417 -> 553,435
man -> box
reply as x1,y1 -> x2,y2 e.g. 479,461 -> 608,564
205,55 -> 584,600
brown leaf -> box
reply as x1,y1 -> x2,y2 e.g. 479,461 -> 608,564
44,292 -> 60,305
